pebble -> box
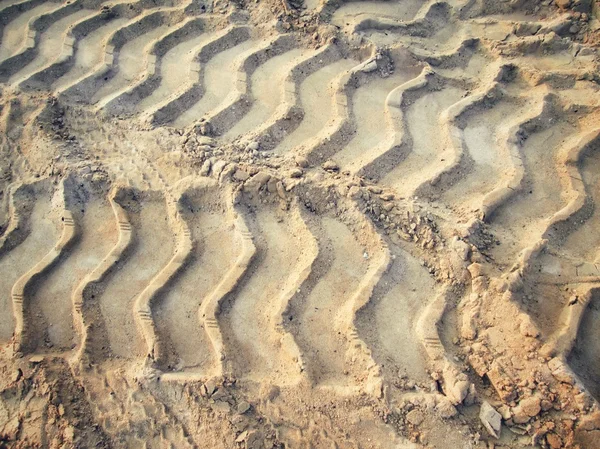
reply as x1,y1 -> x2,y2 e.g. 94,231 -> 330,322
480,401 -> 502,438
520,396 -> 541,417
406,410 -> 425,426
289,168 -> 303,178
322,160 -> 339,171
295,156 -> 309,168
237,401 -> 251,414
234,169 -> 250,181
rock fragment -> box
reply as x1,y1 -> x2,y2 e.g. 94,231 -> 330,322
480,401 -> 502,438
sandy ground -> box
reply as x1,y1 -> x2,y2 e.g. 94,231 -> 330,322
0,0 -> 600,448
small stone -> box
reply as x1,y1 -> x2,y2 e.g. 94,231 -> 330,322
555,0 -> 571,9
233,169 -> 250,181
347,186 -> 361,199
519,315 -> 540,338
289,168 -> 303,178
569,24 -> 580,34
480,401 -> 502,438
295,156 -> 309,168
245,141 -> 259,152
546,433 -> 562,449
11,369 -> 22,383
199,159 -> 212,176
29,355 -> 44,364
322,160 -> 339,171
236,431 -> 248,443
204,379 -> 217,396
237,401 -> 251,414
520,396 -> 541,417
406,409 -> 425,426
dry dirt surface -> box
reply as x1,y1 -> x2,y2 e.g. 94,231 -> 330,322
0,0 -> 600,448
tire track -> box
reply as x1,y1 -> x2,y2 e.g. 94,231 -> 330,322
86,188 -> 176,361
220,200 -> 314,384
287,214 -> 369,388
26,176 -> 115,353
0,181 -> 58,344
173,37 -> 259,128
152,181 -> 239,376
273,56 -> 359,155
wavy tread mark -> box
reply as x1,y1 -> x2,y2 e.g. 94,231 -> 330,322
560,140 -> 600,263
356,248 -> 437,384
135,210 -> 191,363
73,187 -> 132,363
51,15 -> 130,92
0,0 -> 46,48
58,7 -> 171,103
153,183 -> 239,375
27,179 -> 115,353
332,52 -> 422,171
203,35 -> 298,137
382,85 -> 464,197
288,216 -> 369,387
148,25 -> 250,125
223,46 -> 306,141
439,94 -> 534,214
568,289 -> 600,402
93,190 -> 175,360
220,202 -> 313,384
412,79 -> 508,200
0,1 -> 59,62
134,24 -> 215,114
0,0 -> 91,81
7,7 -> 97,86
352,1 -> 451,36
246,44 -> 337,152
488,120 -> 578,265
173,38 -> 259,128
330,0 -> 424,29
274,57 -> 359,155
12,186 -> 76,353
356,68 -> 429,181
103,17 -> 208,116
292,56 -> 369,164
91,21 -> 175,106
17,8 -> 123,91
198,204 -> 255,376
0,182 -> 55,343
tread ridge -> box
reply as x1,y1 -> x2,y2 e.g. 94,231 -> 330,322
0,0 -> 87,82
543,128 -> 600,242
353,1 -> 451,37
344,215 -> 392,396
201,34 -> 296,136
73,186 -> 133,363
97,11 -> 202,113
12,181 -> 76,353
197,191 -> 256,376
17,6 -> 122,91
479,92 -> 552,220
59,7 -> 175,103
134,201 -> 192,361
412,65 -> 512,198
147,25 -> 251,125
298,50 -> 376,164
355,67 -> 431,180
100,16 -> 207,115
247,43 -> 339,152
272,201 -> 319,375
